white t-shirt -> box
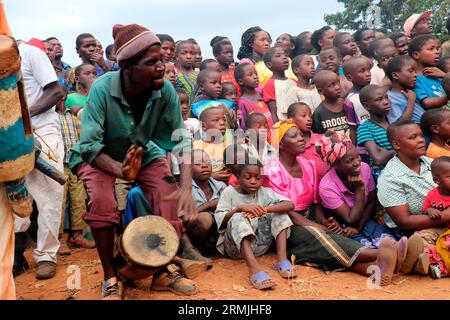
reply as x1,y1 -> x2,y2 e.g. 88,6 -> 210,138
370,62 -> 385,86
286,86 -> 322,112
19,43 -> 60,136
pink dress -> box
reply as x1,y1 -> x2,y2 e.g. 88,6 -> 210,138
263,156 -> 319,211
300,132 -> 328,181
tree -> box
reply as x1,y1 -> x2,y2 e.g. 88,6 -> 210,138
324,0 -> 449,40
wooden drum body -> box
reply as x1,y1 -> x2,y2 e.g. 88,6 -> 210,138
113,215 -> 180,281
0,35 -> 34,182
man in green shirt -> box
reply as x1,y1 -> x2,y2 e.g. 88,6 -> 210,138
70,24 -> 196,300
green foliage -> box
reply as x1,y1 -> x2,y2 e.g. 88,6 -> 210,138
324,0 -> 450,41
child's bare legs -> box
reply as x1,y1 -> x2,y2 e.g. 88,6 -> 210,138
241,236 -> 265,276
180,213 -> 213,263
275,229 -> 288,263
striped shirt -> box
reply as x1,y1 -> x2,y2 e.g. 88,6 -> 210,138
357,120 -> 392,168
59,111 -> 80,164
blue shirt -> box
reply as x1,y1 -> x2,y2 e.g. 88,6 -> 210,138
387,90 -> 425,125
414,75 -> 446,104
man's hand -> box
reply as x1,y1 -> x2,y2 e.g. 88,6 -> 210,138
212,169 -> 232,182
164,186 -> 198,223
91,53 -> 108,71
121,145 -> 143,181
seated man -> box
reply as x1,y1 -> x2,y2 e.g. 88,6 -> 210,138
70,24 -> 197,300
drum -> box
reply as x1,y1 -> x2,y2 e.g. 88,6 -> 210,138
0,35 -> 34,182
113,215 -> 180,281
4,177 -> 32,218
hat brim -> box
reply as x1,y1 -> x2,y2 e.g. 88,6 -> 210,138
414,10 -> 433,28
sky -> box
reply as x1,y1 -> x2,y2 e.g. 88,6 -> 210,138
5,0 -> 344,66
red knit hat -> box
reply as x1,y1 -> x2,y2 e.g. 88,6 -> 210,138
112,24 -> 160,63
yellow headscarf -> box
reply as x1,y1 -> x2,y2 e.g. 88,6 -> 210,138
269,119 -> 298,148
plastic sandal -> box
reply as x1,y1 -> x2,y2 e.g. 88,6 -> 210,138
249,271 -> 276,290
272,259 -> 297,279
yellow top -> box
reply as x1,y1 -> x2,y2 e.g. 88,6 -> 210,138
255,58 -> 298,87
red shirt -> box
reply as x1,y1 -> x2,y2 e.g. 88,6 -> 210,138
423,187 -> 450,227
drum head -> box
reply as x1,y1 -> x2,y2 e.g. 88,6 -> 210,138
121,215 -> 179,268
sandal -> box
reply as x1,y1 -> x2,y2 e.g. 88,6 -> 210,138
272,259 -> 297,279
249,271 -> 276,290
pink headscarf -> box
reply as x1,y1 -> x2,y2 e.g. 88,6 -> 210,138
315,131 -> 353,166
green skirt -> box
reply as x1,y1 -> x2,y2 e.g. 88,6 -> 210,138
287,225 -> 366,272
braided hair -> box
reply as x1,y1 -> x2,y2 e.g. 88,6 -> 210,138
237,26 -> 265,61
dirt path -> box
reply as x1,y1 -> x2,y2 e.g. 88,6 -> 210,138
14,248 -> 450,300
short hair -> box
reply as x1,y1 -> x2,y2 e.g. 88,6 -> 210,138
353,28 -> 371,43
199,106 -> 222,122
389,32 -> 406,43
197,69 -> 219,86
45,37 -> 58,42
105,44 -> 114,58
75,33 -> 95,50
212,39 -> 232,57
156,34 -> 175,44
319,46 -> 340,58
175,88 -> 190,102
175,40 -> 193,54
311,26 -> 333,52
431,156 -> 450,174
387,119 -> 418,142
385,55 -> 415,81
234,62 -> 252,84
333,32 -> 351,48
291,54 -> 309,70
263,47 -> 278,67
186,38 -> 198,45
287,102 -> 310,118
368,38 -> 393,59
236,158 -> 263,176
245,112 -> 267,128
74,63 -> 93,77
210,36 -> 229,47
343,56 -> 370,77
199,59 -> 218,71
420,109 -> 450,136
438,56 -> 450,72
359,84 -> 383,105
408,34 -> 438,57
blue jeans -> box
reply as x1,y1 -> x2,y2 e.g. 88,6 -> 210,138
351,220 -> 396,248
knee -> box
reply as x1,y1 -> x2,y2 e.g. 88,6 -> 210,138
194,212 -> 214,231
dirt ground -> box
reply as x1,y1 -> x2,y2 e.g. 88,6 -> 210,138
14,247 -> 450,300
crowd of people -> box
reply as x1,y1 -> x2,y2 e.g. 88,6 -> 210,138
2,9 -> 450,300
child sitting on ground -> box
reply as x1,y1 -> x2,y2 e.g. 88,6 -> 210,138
65,63 -> 98,115
286,54 -> 322,112
287,102 -> 328,180
175,40 -> 199,102
224,144 -> 249,187
386,55 -> 423,124
262,47 -> 297,122
164,62 -> 177,86
357,85 -> 396,180
214,160 -> 296,290
235,62 -> 274,130
421,108 -> 450,159
423,156 -> 450,228
409,35 -> 447,109
318,46 -> 353,98
311,70 -> 355,142
190,149 -> 227,253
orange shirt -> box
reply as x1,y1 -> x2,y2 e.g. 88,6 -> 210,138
426,142 -> 450,159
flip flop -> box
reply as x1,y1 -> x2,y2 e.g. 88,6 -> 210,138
249,271 -> 276,290
272,259 -> 298,279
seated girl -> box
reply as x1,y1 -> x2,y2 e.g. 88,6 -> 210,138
316,131 -> 397,249
214,159 -> 297,290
